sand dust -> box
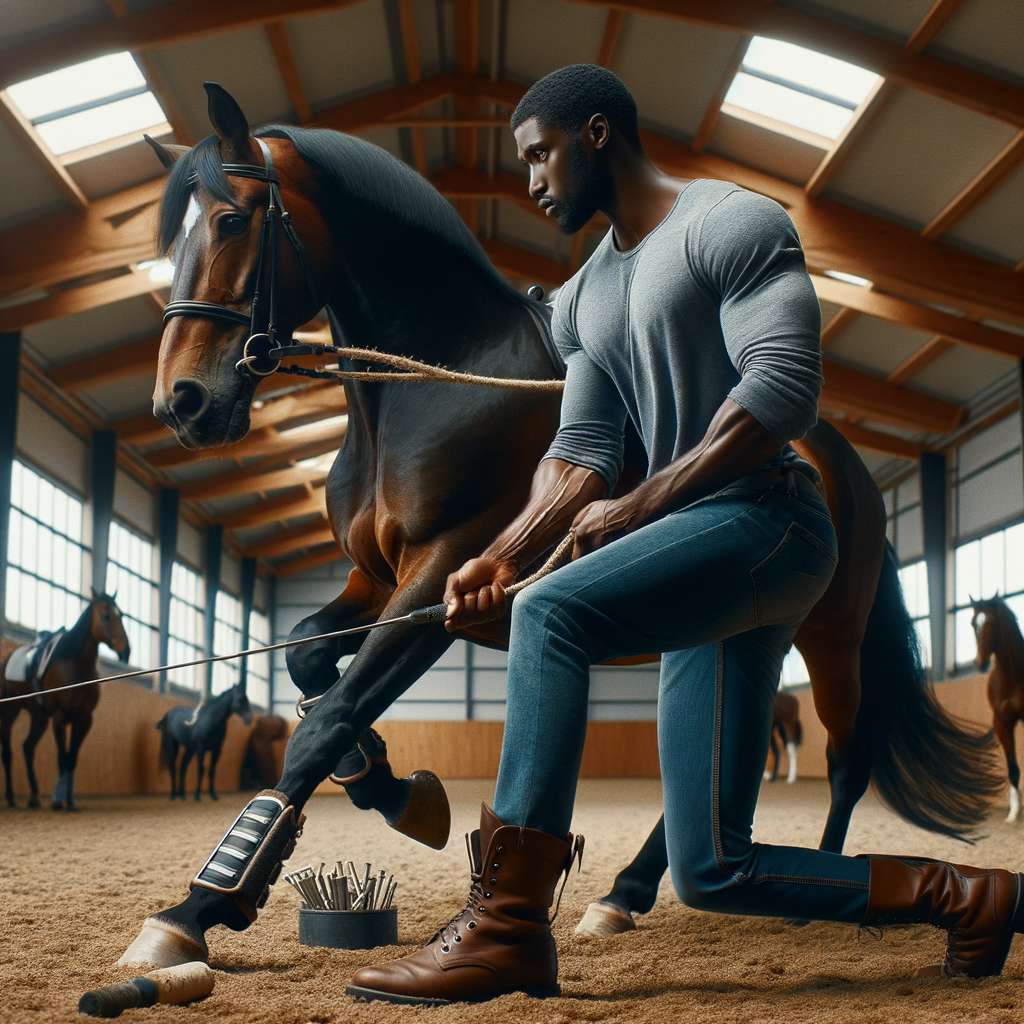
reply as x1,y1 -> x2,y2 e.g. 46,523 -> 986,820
2,778 -> 1023,1023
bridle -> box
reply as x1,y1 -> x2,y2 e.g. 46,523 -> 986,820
162,137 -> 321,377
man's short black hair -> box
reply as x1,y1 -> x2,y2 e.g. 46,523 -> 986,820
511,65 -> 642,150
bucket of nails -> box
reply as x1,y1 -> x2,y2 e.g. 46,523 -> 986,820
285,860 -> 399,949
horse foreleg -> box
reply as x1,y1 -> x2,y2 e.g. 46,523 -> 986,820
178,747 -> 195,802
766,730 -> 780,782
194,749 -> 206,802
120,571 -> 458,968
63,711 -> 92,811
22,708 -> 49,809
207,744 -> 222,801
576,815 -> 668,937
993,713 -> 1021,823
1,711 -> 15,807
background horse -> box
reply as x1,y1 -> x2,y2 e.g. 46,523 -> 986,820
240,714 -> 288,790
157,683 -> 253,800
1,591 -> 130,810
124,84 -> 1000,965
766,689 -> 802,784
973,598 -> 1024,823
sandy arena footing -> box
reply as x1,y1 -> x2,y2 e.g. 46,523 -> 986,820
2,778 -> 1023,1023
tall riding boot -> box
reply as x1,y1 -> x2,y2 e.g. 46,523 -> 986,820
862,855 -> 1024,977
331,728 -> 451,850
117,790 -> 305,968
347,804 -> 583,1006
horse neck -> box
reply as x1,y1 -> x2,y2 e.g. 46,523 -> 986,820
201,689 -> 235,726
64,603 -> 98,663
993,610 -> 1024,681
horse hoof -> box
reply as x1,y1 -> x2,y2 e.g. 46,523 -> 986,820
66,802 -> 80,812
51,801 -> 64,811
116,915 -> 209,969
575,901 -> 637,937
209,793 -> 218,801
388,771 -> 451,850
27,797 -> 40,809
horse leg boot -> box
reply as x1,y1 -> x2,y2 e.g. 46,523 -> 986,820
347,804 -> 582,1005
862,856 -> 1024,977
117,790 -> 305,968
331,727 -> 451,850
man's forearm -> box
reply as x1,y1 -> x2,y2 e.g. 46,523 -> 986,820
482,458 -> 606,575
616,399 -> 781,530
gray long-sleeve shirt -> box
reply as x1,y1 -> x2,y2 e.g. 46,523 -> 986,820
543,180 -> 823,492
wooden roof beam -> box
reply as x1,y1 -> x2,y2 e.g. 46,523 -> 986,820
480,239 -> 571,288
219,484 -> 327,530
820,414 -> 922,461
266,21 -> 311,124
597,11 -> 626,68
691,34 -> 750,154
886,336 -> 955,386
182,462 -> 331,502
397,0 -> 428,175
274,544 -> 344,576
50,334 -> 160,392
246,520 -> 335,560
820,361 -> 963,434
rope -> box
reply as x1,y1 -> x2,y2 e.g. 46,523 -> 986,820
280,344 -> 566,391
0,534 -> 576,708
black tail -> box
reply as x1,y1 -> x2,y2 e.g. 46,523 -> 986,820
156,713 -> 170,771
859,542 -> 1002,839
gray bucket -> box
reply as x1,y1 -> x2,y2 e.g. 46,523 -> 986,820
298,904 -> 399,949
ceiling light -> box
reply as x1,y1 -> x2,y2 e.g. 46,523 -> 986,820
825,270 -> 872,287
138,258 -> 175,284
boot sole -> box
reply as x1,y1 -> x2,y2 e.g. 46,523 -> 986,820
345,983 -> 561,1006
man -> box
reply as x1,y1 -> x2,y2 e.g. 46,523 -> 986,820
348,65 -> 1023,1006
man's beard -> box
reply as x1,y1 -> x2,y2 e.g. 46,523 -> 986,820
556,138 -> 613,236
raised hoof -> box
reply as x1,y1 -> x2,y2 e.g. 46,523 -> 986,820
388,771 -> 451,850
575,901 -> 637,937
116,915 -> 209,969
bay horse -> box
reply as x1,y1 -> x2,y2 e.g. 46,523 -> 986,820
120,83 -> 999,968
240,714 -> 288,790
765,688 -> 802,784
973,598 -> 1024,823
157,683 -> 253,800
0,591 -> 130,810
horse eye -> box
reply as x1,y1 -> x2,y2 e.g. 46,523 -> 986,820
220,214 -> 247,236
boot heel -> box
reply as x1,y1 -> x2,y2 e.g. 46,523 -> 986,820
521,983 -> 561,999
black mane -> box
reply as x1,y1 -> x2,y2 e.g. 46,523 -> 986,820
157,125 -> 527,306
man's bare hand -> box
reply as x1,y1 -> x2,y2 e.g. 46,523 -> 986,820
444,557 -> 518,632
571,498 -> 640,557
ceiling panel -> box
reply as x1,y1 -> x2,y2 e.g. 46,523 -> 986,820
825,86 -> 1019,229
66,130 -> 172,202
410,0 -> 449,79
944,159 -> 1024,267
23,295 -> 161,366
613,18 -> 739,142
823,316 -> 931,377
926,0 -> 1024,87
504,0 -> 607,84
148,26 -> 294,142
0,118 -> 70,233
286,2 -> 397,114
905,344 -> 1015,403
79,374 -> 156,421
0,0 -> 109,55
706,112 -> 826,186
495,201 -> 564,263
775,0 -> 934,44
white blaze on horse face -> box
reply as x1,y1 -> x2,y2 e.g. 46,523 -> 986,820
181,195 -> 201,242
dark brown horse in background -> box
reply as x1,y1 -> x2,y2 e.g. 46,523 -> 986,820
973,598 -> 1024,823
766,689 -> 802,785
119,83 -> 1000,968
1,591 -> 130,810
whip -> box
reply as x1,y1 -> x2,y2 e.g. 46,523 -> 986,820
0,534 -> 574,708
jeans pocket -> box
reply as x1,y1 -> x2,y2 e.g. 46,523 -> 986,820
751,522 -> 838,627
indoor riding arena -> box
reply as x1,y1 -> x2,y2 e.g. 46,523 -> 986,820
1,1 -> 1023,1022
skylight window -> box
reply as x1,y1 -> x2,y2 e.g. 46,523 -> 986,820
7,52 -> 168,156
724,38 -> 880,141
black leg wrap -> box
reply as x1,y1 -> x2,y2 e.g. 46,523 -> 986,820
191,789 -> 305,922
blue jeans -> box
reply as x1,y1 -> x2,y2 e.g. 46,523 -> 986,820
493,474 -> 870,923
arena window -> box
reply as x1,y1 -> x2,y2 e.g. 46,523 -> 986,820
212,590 -> 244,695
247,609 -> 272,711
5,460 -> 87,634
168,562 -> 204,693
5,52 -> 170,157
105,521 -> 157,669
882,474 -> 931,668
723,37 -> 879,144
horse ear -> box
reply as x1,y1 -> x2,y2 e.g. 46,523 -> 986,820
144,134 -> 190,171
203,82 -> 255,163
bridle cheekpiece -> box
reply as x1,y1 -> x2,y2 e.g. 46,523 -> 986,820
162,138 -> 321,377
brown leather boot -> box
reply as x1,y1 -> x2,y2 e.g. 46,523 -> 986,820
862,855 -> 1024,978
346,804 -> 583,1005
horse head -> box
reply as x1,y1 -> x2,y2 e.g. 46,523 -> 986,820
232,682 -> 254,726
147,83 -> 332,449
90,588 -> 131,664
971,597 -> 1000,672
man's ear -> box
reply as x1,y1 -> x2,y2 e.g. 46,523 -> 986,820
585,113 -> 611,151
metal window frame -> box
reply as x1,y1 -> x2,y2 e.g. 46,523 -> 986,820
736,65 -> 860,111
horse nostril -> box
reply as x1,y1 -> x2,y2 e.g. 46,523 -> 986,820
169,378 -> 212,424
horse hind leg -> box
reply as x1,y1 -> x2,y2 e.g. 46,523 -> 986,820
576,815 -> 668,937
194,750 -> 206,802
22,708 -> 49,809
62,711 -> 93,811
207,745 -> 222,801
1,712 -> 16,807
993,714 -> 1021,823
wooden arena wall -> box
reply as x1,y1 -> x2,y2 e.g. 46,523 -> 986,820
2,672 -> 1019,798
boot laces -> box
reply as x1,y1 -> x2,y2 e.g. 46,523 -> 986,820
433,834 -> 486,951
